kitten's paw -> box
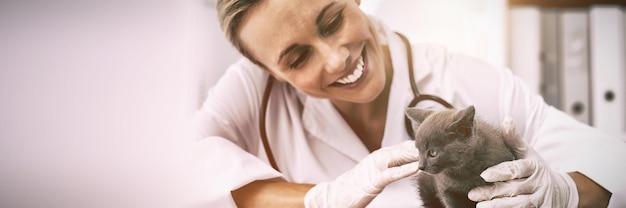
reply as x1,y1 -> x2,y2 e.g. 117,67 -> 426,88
500,116 -> 528,159
502,116 -> 515,135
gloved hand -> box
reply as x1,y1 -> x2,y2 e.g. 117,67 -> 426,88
468,117 -> 579,208
304,140 -> 420,208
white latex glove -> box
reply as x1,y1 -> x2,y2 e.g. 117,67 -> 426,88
468,117 -> 579,208
304,140 -> 420,208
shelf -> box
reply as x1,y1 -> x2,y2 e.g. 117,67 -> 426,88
509,0 -> 626,8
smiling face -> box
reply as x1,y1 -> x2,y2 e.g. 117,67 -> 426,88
238,0 -> 387,103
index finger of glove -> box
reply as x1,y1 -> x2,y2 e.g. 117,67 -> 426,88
382,161 -> 420,182
468,178 -> 535,202
480,159 -> 536,182
386,140 -> 420,167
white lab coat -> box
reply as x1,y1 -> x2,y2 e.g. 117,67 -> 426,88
190,17 -> 626,207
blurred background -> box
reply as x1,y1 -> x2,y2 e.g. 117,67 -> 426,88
0,0 -> 624,207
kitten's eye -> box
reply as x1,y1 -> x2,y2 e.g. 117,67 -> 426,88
427,150 -> 438,157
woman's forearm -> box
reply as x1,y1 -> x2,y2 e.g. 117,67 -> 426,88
231,180 -> 315,208
568,172 -> 612,208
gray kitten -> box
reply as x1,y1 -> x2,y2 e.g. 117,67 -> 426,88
405,105 -> 515,208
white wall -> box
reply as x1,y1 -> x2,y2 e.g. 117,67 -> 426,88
360,0 -> 509,68
0,0 -> 210,207
190,0 -> 242,110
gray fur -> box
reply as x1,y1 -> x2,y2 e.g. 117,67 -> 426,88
405,105 -> 515,208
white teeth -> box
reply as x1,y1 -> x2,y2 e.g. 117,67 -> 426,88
336,56 -> 365,85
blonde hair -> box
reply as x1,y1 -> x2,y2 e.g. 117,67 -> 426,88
216,0 -> 267,69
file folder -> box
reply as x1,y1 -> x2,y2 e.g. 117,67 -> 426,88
540,9 -> 561,108
589,6 -> 626,139
559,9 -> 591,124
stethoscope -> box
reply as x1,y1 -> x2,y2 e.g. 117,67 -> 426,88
259,32 -> 453,171
396,32 -> 454,138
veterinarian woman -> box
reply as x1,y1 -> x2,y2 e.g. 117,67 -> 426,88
190,0 -> 626,207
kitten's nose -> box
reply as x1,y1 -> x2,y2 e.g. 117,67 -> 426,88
418,161 -> 425,170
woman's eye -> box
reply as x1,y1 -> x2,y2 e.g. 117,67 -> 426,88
318,6 -> 345,37
427,150 -> 438,157
322,12 -> 343,36
288,48 -> 311,69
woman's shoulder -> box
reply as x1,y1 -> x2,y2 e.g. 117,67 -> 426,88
411,43 -> 454,67
213,58 -> 270,97
200,57 -> 270,112
410,43 -> 497,78
407,43 -> 457,82
223,57 -> 269,86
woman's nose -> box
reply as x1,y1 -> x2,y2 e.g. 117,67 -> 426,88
323,45 -> 350,74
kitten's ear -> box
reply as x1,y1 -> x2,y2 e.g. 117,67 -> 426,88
405,107 -> 434,124
406,108 -> 433,134
447,105 -> 475,138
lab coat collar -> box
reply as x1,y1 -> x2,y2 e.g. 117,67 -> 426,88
300,20 -> 413,163
301,97 -> 370,162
